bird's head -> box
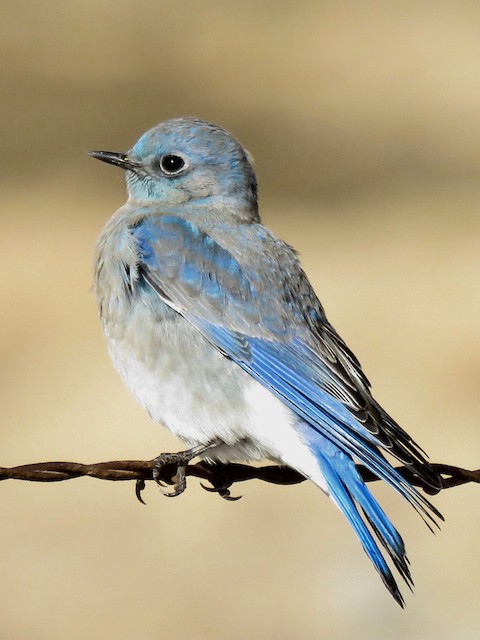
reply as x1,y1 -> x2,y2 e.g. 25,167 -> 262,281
90,117 -> 259,221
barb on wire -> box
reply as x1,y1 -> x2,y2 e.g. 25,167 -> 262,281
0,458 -> 478,503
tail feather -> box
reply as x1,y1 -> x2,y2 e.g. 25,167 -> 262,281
353,476 -> 414,592
307,433 -> 415,607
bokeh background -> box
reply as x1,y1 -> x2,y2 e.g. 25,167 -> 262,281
1,1 -> 479,638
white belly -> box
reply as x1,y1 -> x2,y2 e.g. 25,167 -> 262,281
104,299 -> 324,485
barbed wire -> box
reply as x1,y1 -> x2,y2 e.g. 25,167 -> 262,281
0,457 -> 478,502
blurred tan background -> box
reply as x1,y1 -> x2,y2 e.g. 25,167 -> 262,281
1,1 -> 479,638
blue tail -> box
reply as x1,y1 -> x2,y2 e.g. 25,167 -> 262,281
302,429 -> 413,607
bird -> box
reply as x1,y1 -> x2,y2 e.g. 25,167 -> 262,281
90,117 -> 443,607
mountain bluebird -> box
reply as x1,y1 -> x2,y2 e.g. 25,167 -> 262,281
91,117 -> 442,606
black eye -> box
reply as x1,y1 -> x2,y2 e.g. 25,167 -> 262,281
159,154 -> 185,175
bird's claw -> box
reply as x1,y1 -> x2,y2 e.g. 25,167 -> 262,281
200,482 -> 242,501
151,453 -> 188,497
159,463 -> 187,497
135,478 -> 147,505
200,462 -> 242,501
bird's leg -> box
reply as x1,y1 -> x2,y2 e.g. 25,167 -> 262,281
152,441 -> 221,498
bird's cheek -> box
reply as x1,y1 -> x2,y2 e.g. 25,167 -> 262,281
126,176 -> 188,205
183,174 -> 219,199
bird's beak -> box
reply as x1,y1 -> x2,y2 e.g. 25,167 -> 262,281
89,150 -> 138,171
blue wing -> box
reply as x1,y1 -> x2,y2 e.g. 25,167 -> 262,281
132,215 -> 442,605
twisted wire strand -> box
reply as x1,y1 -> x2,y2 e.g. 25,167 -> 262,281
0,459 -> 477,495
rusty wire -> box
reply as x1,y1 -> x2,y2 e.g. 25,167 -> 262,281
0,458 -> 478,503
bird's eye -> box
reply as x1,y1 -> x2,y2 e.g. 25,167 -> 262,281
159,154 -> 186,175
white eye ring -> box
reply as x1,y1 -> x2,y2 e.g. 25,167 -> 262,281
159,154 -> 186,175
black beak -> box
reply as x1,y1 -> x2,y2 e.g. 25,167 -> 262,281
89,150 -> 138,171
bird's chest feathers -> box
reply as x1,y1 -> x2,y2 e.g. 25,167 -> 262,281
94,218 -> 243,441
95,220 -> 139,313
102,291 -> 255,445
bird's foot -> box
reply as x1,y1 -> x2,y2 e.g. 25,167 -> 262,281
201,462 -> 242,501
152,442 -> 220,498
153,452 -> 190,497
